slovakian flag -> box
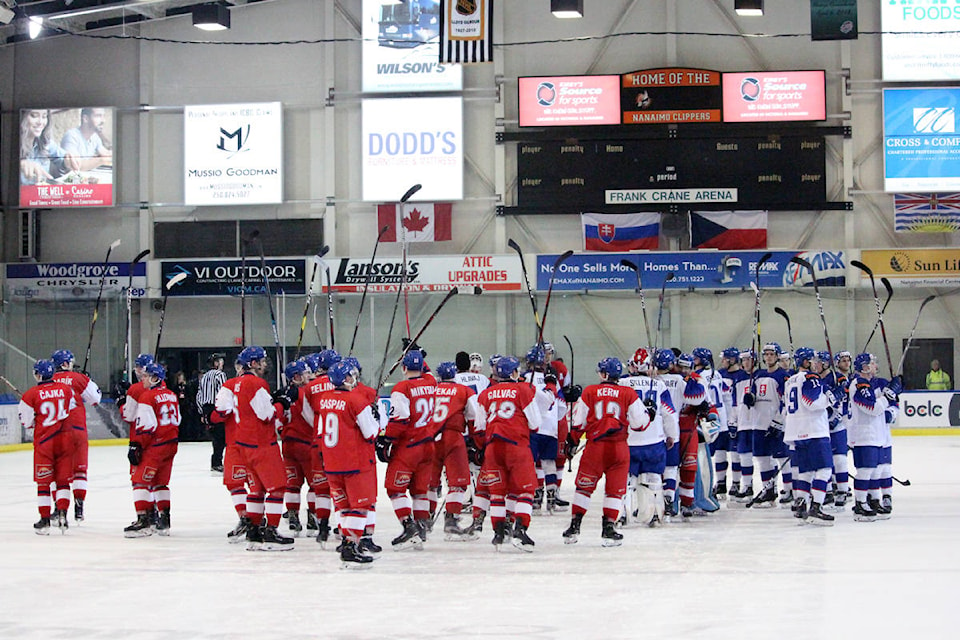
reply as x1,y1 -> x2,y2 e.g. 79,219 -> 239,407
894,193 -> 960,233
377,203 -> 452,243
689,211 -> 768,250
582,212 -> 660,251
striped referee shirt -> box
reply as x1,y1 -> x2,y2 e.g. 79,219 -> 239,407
196,367 -> 226,410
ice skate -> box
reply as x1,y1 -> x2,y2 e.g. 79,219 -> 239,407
315,518 -> 331,548
340,540 -> 374,569
56,509 -> 69,534
245,522 -> 264,550
415,518 -> 430,542
124,514 -> 153,538
601,517 -> 623,547
391,518 -> 423,551
359,536 -> 382,557
806,502 -> 834,526
553,494 -> 570,510
792,497 -> 807,522
156,509 -> 171,536
531,487 -> 543,514
443,513 -> 470,541
74,498 -> 84,523
733,487 -> 753,504
511,521 -> 535,552
746,487 -> 776,509
562,513 -> 582,544
306,511 -> 319,531
463,513 -> 485,539
287,510 -> 302,535
34,516 -> 51,536
853,501 -> 877,522
546,488 -> 561,514
779,490 -> 793,506
715,481 -> 727,501
869,497 -> 891,520
260,524 -> 295,551
227,516 -> 252,544
491,521 -> 508,550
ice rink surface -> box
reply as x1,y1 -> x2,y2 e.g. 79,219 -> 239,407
1,436 -> 958,640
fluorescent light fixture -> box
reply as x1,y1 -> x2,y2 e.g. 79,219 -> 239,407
551,0 -> 583,19
735,0 -> 763,17
28,16 -> 43,39
380,0 -> 403,5
0,6 -> 15,25
193,3 -> 230,31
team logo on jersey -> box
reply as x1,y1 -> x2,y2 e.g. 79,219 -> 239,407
392,470 -> 412,487
35,464 -> 53,480
231,465 -> 247,481
285,466 -> 298,481
478,470 -> 503,486
142,466 -> 158,482
310,471 -> 327,484
575,473 -> 599,490
330,488 -> 346,502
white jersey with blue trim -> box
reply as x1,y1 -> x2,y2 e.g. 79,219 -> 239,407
619,374 -> 678,445
783,371 -> 830,442
749,367 -> 788,430
522,369 -> 560,438
656,372 -> 685,422
454,371 -> 490,395
847,375 -> 890,447
698,367 -> 728,430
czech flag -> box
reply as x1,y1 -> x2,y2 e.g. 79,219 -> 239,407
582,212 -> 660,251
689,211 -> 767,250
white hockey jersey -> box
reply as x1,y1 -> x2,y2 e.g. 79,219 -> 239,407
619,374 -> 678,446
783,371 -> 830,443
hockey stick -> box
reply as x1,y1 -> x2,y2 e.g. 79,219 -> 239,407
862,277 -> 894,352
653,272 -> 675,353
773,306 -> 794,356
399,184 -> 422,340
563,333 -> 576,472
789,256 -> 836,373
375,275 -> 406,390
0,375 -> 22,399
748,253 -> 773,385
240,229 -> 260,347
348,226 -> 390,357
254,237 -> 284,387
895,295 -> 936,377
852,260 -> 894,379
378,288 -> 459,388
537,250 -> 575,346
508,238 -> 542,338
295,245 -> 330,359
82,238 -> 121,373
324,258 -> 336,351
154,272 -> 188,360
620,258 -> 654,350
122,249 -> 150,384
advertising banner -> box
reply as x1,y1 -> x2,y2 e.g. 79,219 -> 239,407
894,391 -> 960,430
362,0 -> 462,92
4,262 -> 146,301
621,68 -> 722,124
362,96 -> 463,202
325,255 -> 523,293
183,102 -> 283,206
883,88 -> 960,192
160,259 -> 306,297
722,71 -> 826,123
518,76 -> 621,127
0,404 -> 21,446
19,107 -> 114,208
882,2 -> 960,81
858,249 -> 960,287
535,250 -> 847,292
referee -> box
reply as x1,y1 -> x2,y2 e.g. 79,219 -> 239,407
197,353 -> 227,472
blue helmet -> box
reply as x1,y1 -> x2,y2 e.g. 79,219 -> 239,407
318,349 -> 342,371
495,356 -> 521,379
145,362 -> 167,381
402,349 -> 424,372
597,357 -> 623,379
722,347 -> 740,360
817,350 -> 831,363
343,357 -> 362,375
794,347 -> 816,366
525,345 -> 546,366
436,361 -> 457,381
34,359 -> 55,380
284,360 -> 308,382
854,352 -> 875,373
762,342 -> 783,355
303,352 -> 323,374
51,349 -> 75,368
835,350 -> 852,364
692,347 -> 713,366
238,345 -> 267,367
653,349 -> 676,371
489,353 -> 503,368
135,353 -> 155,369
328,361 -> 354,387
677,353 -> 694,369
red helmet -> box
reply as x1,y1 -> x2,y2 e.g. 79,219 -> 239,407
630,348 -> 651,371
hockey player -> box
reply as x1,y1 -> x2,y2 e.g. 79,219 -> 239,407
692,347 -> 724,510
211,346 -> 294,550
20,359 -> 77,534
867,366 -> 900,518
848,353 -> 899,521
544,341 -> 573,509
299,350 -> 340,545
718,347 -> 747,499
51,349 -> 101,522
430,361 -> 479,539
619,348 -> 677,527
522,345 -> 564,513
278,360 -> 312,535
306,360 -> 380,567
475,355 -> 542,551
819,350 -> 851,510
564,357 -> 650,545
124,363 -> 180,537
743,343 -> 790,508
380,349 -> 437,550
212,358 -> 253,543
654,349 -> 684,515
783,348 -> 835,525
454,351 -> 490,395
675,354 -> 719,517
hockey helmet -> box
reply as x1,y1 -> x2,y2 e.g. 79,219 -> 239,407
303,353 -> 323,374
631,347 -> 651,370
794,347 -> 816,367
597,357 -> 623,379
402,349 -> 424,372
145,362 -> 167,381
436,361 -> 458,381
677,353 -> 695,370
343,357 -> 362,375
495,356 -> 521,380
653,349 -> 676,371
284,360 -> 308,382
525,345 -> 546,365
237,346 -> 267,367
488,353 -> 503,368
318,349 -> 342,371
762,342 -> 783,355
327,361 -> 354,388
34,359 -> 55,380
692,347 -> 713,366
722,346 -> 741,361
854,352 -> 876,373
835,350 -> 852,365
135,353 -> 155,369
51,349 -> 75,368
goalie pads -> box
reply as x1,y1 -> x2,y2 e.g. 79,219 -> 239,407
692,441 -> 720,512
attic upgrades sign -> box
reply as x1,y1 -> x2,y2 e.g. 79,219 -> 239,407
184,102 -> 283,206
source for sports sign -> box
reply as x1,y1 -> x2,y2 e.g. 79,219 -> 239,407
882,1 -> 960,81
183,102 -> 283,206
362,96 -> 463,202
722,71 -> 826,123
518,76 -> 621,127
883,88 -> 960,192
19,107 -> 115,208
621,68 -> 722,124
325,255 -> 523,293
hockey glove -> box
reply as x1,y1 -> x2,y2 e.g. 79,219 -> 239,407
561,384 -> 582,403
564,434 -> 579,459
643,397 -> 658,421
824,388 -> 838,407
765,417 -> 784,439
127,442 -> 143,466
728,424 -> 738,439
369,401 -> 381,422
889,375 -> 904,396
271,390 -> 291,412
543,373 -> 558,386
742,391 -> 756,408
466,438 -> 484,466
882,386 -> 899,405
284,385 -> 299,405
114,380 -> 130,401
375,436 -> 394,463
201,403 -> 215,426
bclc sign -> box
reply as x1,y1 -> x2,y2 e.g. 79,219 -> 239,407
897,392 -> 960,427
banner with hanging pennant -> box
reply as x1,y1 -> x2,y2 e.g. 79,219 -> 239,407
439,0 -> 494,64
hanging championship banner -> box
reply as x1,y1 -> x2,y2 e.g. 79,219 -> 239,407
439,0 -> 493,64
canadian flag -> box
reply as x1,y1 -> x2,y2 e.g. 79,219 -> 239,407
377,203 -> 452,243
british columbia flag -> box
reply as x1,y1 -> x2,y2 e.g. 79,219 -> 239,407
894,193 -> 960,233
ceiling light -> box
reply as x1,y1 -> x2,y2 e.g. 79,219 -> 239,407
28,16 -> 43,39
193,3 -> 230,31
0,6 -> 14,25
551,0 -> 583,19
735,0 -> 763,17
